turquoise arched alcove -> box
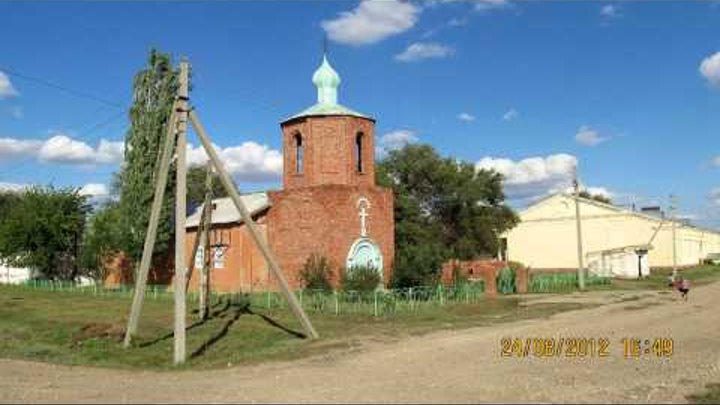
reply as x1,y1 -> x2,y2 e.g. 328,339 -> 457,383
345,237 -> 383,280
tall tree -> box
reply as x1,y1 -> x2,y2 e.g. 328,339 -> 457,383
118,49 -> 179,265
80,201 -> 125,282
377,144 -> 518,287
187,164 -> 227,210
0,186 -> 89,280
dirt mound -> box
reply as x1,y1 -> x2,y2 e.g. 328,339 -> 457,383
71,322 -> 125,346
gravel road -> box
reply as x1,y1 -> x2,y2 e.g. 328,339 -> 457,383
2,282 -> 719,403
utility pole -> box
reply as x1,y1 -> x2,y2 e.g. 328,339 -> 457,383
174,59 -> 190,365
199,164 -> 213,320
123,58 -> 320,363
123,106 -> 178,348
573,165 -> 586,290
670,194 -> 678,276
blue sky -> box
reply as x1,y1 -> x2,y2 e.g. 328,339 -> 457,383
0,1 -> 719,228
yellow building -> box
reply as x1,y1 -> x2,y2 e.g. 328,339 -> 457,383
504,194 -> 720,275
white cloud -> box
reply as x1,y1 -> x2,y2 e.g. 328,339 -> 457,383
502,108 -> 518,122
700,51 -> 720,88
0,134 -> 124,165
94,139 -> 125,164
600,4 -> 621,18
37,134 -> 124,165
186,141 -> 283,182
474,0 -> 512,13
79,183 -> 109,197
395,42 -> 455,62
475,153 -> 578,200
448,17 -> 467,27
380,129 -> 419,150
0,182 -> 26,192
575,125 -> 608,146
375,129 -> 419,157
38,135 -> 96,164
711,188 -> 720,206
321,0 -> 420,46
0,137 -> 43,158
0,71 -> 18,98
712,155 -> 720,167
457,112 -> 475,122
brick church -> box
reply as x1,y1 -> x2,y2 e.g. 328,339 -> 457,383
184,55 -> 394,292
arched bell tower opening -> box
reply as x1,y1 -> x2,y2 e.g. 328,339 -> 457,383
355,132 -> 364,174
294,132 -> 303,175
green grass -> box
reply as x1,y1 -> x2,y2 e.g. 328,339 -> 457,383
586,265 -> 720,292
687,383 -> 720,404
0,285 -> 589,371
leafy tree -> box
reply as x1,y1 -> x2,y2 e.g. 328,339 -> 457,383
0,191 -> 20,216
0,186 -> 89,280
187,165 -> 227,210
578,190 -> 611,204
117,49 -> 179,265
377,144 -> 518,287
80,202 -> 125,282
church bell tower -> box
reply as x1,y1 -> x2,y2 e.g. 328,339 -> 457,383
267,54 -> 394,290
279,55 -> 376,190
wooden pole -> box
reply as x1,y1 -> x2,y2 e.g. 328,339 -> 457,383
174,60 -> 190,365
573,165 -> 586,291
189,110 -> 319,339
199,164 -> 213,320
185,188 -> 209,292
123,104 -> 178,348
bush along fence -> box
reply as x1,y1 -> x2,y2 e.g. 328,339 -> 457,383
253,281 -> 486,317
529,272 -> 611,293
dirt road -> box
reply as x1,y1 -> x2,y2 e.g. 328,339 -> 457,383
2,282 -> 719,404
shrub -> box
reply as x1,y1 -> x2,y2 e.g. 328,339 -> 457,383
298,253 -> 334,292
342,265 -> 382,292
497,266 -> 516,294
507,261 -> 527,273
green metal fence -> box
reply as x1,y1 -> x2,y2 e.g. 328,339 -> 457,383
252,281 -> 486,316
10,279 -> 487,317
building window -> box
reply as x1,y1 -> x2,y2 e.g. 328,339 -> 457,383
355,132 -> 364,173
194,248 -> 204,269
212,246 -> 225,269
294,133 -> 303,174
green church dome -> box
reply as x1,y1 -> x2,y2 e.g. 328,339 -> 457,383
312,55 -> 341,105
283,54 -> 372,122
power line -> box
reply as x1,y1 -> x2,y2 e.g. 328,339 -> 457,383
0,65 -> 124,108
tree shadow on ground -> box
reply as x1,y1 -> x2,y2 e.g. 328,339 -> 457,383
136,299 -> 230,348
246,308 -> 306,339
188,305 -> 307,359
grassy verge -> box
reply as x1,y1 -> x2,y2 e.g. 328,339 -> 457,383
586,265 -> 720,292
687,383 -> 720,404
0,285 -> 590,371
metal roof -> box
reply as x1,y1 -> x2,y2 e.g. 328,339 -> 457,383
185,193 -> 270,228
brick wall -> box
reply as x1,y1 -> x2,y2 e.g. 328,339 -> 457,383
184,217 -> 272,293
267,184 -> 394,290
281,115 -> 376,190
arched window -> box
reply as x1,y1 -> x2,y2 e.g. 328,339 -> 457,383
355,132 -> 364,173
294,133 -> 303,174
